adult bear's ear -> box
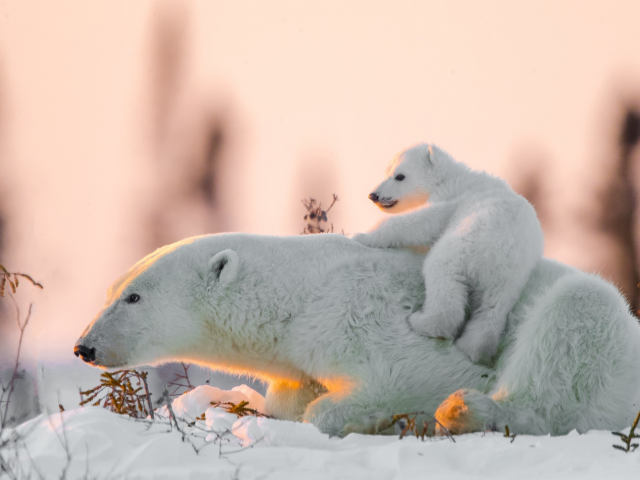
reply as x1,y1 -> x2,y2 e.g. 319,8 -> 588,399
208,249 -> 239,286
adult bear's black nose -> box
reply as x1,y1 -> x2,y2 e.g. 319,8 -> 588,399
368,192 -> 379,203
74,344 -> 96,363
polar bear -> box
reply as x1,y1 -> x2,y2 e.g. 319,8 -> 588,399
74,233 -> 640,437
353,144 -> 544,365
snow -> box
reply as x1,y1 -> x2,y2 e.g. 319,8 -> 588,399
3,386 -> 639,479
157,385 -> 265,420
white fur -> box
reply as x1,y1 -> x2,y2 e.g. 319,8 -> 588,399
76,233 -> 640,437
353,144 -> 544,364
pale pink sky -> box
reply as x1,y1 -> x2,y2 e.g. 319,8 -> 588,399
1,0 -> 640,361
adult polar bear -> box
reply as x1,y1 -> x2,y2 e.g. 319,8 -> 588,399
75,233 -> 640,437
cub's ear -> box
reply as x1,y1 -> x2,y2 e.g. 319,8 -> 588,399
425,144 -> 435,165
208,249 -> 239,286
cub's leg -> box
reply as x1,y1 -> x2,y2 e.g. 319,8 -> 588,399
455,219 -> 542,365
409,238 -> 468,339
264,378 -> 327,422
454,294 -> 518,365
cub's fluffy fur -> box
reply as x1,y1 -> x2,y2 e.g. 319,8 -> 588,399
354,144 -> 543,364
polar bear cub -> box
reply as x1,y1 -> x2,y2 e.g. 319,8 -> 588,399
353,144 -> 544,364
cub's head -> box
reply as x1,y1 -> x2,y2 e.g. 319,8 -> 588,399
74,237 -> 240,369
368,143 -> 451,213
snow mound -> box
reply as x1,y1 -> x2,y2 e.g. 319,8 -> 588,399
233,416 -> 333,448
3,386 -> 640,479
231,384 -> 266,413
156,384 -> 265,420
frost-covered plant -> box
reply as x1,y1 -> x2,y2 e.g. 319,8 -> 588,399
80,370 -> 154,419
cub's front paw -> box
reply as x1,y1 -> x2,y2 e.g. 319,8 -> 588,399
352,233 -> 382,248
409,310 -> 454,339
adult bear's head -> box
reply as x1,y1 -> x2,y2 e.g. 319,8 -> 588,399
74,236 -> 241,369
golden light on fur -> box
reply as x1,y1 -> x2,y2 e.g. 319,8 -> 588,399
317,377 -> 355,398
107,237 -> 201,302
435,390 -> 483,435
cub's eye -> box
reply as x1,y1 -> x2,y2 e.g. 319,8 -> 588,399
126,294 -> 140,304
395,174 -> 405,181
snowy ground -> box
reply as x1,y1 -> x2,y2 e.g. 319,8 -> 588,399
3,385 -> 639,479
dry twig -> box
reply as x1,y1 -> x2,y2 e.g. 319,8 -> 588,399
302,194 -> 339,234
612,411 -> 640,452
167,362 -> 196,398
391,412 -> 456,442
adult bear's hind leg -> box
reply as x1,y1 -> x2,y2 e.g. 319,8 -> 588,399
303,391 -> 367,436
265,378 -> 327,422
434,388 -> 503,435
303,382 -> 416,437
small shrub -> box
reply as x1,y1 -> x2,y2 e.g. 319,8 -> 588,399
80,370 -> 154,419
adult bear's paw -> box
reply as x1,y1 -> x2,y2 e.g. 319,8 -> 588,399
434,389 -> 502,436
342,412 -> 396,436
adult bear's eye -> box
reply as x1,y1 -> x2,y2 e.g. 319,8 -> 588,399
395,174 -> 405,181
126,294 -> 140,304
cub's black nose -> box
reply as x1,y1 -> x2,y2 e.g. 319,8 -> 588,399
74,345 -> 96,363
368,192 -> 379,202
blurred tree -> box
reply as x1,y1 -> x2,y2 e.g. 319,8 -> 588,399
199,123 -> 225,208
616,108 -> 640,311
147,0 -> 231,249
0,57 -> 7,338
505,144 -> 552,233
587,107 -> 640,310
149,0 -> 188,153
0,221 -> 5,341
508,102 -> 640,313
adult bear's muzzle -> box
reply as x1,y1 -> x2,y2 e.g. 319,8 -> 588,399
74,344 -> 96,364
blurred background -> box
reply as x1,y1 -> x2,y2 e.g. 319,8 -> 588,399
2,0 -> 640,417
